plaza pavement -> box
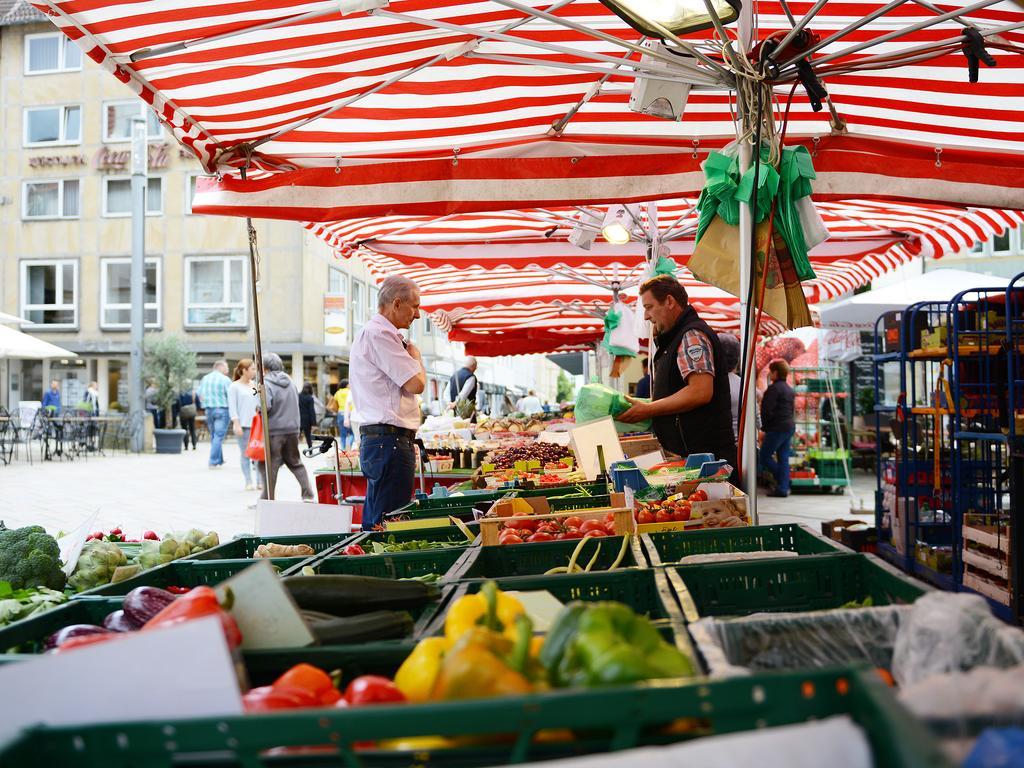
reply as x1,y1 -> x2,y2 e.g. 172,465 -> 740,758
0,438 -> 876,540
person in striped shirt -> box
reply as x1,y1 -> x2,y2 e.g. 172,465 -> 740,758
198,360 -> 232,469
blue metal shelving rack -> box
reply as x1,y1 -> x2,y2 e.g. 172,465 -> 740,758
1006,272 -> 1024,623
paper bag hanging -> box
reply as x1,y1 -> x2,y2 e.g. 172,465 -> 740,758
246,413 -> 265,461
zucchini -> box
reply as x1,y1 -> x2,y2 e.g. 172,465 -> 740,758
305,610 -> 414,645
282,574 -> 441,615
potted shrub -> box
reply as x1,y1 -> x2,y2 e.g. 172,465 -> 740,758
143,336 -> 197,454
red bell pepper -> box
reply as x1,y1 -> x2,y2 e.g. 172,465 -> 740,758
342,544 -> 366,556
142,585 -> 242,648
54,632 -> 120,653
273,663 -> 342,706
344,675 -> 406,706
242,685 -> 319,712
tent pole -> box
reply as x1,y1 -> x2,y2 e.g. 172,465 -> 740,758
242,207 -> 274,500
737,2 -> 759,524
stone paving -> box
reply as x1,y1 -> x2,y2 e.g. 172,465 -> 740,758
0,439 -> 876,540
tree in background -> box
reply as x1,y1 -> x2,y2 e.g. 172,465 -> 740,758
555,370 -> 573,404
143,336 -> 197,428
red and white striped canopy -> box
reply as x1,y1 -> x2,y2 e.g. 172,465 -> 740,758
342,199 -> 1024,304
33,0 -> 1024,219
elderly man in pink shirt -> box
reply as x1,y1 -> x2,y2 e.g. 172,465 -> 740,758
349,275 -> 427,528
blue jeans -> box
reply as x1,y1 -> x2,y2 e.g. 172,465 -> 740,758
206,407 -> 230,467
760,430 -> 795,494
360,433 -> 415,529
336,415 -> 354,450
237,427 -> 253,485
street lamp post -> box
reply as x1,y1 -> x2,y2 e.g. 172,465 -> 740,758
129,117 -> 147,452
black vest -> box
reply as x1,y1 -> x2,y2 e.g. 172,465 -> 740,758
651,306 -> 737,463
449,367 -> 477,402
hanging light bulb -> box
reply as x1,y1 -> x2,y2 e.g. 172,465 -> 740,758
598,0 -> 740,38
601,205 -> 634,245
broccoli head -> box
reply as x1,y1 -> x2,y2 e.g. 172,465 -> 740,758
0,525 -> 66,591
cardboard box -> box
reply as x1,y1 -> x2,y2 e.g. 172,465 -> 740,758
480,502 -> 633,546
635,483 -> 748,534
820,518 -> 864,543
620,435 -> 663,459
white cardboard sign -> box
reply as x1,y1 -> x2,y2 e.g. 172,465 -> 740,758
0,616 -> 242,746
256,499 -> 354,536
570,417 -> 626,481
215,560 -> 314,650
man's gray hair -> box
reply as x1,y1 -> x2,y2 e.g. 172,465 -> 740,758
213,359 -> 228,371
262,353 -> 285,372
378,276 -> 419,309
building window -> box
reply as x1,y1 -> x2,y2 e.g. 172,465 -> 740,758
186,173 -> 209,214
102,177 -> 163,217
100,258 -> 161,329
21,260 -> 78,327
328,267 -> 347,295
992,225 -> 1023,256
23,179 -> 80,220
24,105 -> 81,146
25,33 -> 82,75
351,279 -> 366,335
103,101 -> 163,142
185,256 -> 247,328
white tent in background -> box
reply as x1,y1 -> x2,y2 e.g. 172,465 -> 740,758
0,324 -> 74,359
817,269 -> 1013,331
0,311 -> 29,325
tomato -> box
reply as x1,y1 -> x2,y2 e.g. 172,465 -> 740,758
514,517 -> 538,533
344,676 -> 406,706
636,510 -> 654,525
563,516 -> 583,529
671,507 -> 691,522
536,523 -> 560,535
579,519 -> 605,534
688,490 -> 708,502
654,510 -> 673,524
604,512 -> 616,524
499,533 -> 523,546
562,528 -> 584,539
517,529 -> 534,539
527,531 -> 555,543
342,544 -> 366,556
584,530 -> 607,538
554,532 -> 567,540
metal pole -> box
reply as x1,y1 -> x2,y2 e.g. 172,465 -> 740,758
129,117 -> 147,453
244,216 -> 274,499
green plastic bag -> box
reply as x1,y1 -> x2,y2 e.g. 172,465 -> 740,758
574,383 -> 651,434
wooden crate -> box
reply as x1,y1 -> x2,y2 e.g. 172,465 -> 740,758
962,523 -> 1011,554
479,507 -> 634,546
961,546 -> 1009,579
636,484 -> 749,534
963,566 -> 1011,606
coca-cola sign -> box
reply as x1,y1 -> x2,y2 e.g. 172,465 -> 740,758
95,143 -> 170,171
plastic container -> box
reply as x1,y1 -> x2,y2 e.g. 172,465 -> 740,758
0,666 -> 950,768
307,547 -> 469,582
642,524 -> 846,565
72,558 -> 310,597
186,533 -> 361,561
449,536 -> 645,580
391,482 -> 610,518
667,552 -> 928,622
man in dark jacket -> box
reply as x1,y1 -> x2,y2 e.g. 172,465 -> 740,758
618,275 -> 736,469
760,359 -> 796,498
634,358 -> 650,399
449,356 -> 478,405
258,353 -> 315,501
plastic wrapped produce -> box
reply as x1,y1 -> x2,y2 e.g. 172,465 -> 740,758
574,383 -> 650,434
690,606 -> 909,677
891,592 -> 1024,686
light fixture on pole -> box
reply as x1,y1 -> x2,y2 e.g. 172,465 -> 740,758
597,0 -> 740,38
601,204 -> 637,245
628,41 -> 693,120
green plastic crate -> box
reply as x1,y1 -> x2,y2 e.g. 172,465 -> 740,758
642,524 -> 846,566
309,547 -> 469,582
0,667 -> 950,768
0,598 -> 121,656
348,527 -> 479,550
187,533 -> 361,561
449,536 -> 645,580
667,552 -> 928,622
73,558 -> 308,597
392,482 -> 611,518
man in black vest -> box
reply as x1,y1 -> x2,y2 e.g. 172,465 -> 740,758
619,275 -> 737,468
449,356 -> 478,405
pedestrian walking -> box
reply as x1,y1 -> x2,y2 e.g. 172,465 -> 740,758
229,359 -> 260,489
760,359 -> 796,498
178,384 -> 199,450
197,360 -> 231,469
258,353 -> 315,501
299,382 -> 317,450
350,276 -> 426,528
144,380 -> 163,428
84,381 -> 101,416
42,380 -> 62,415
332,379 -> 354,449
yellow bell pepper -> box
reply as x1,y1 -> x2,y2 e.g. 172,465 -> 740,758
431,624 -> 533,701
394,636 -> 448,703
445,582 -> 524,644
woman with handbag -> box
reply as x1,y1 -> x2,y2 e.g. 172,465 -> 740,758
178,386 -> 199,450
229,358 -> 261,491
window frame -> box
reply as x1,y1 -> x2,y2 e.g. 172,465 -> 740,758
101,100 -> 164,143
101,175 -> 164,217
23,104 -> 82,147
328,267 -> 348,296
185,173 -> 206,215
99,257 -> 162,330
20,259 -> 79,330
22,178 -> 80,221
183,255 -> 249,330
24,32 -> 82,75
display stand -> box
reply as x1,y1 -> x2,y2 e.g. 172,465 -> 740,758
789,365 -> 851,492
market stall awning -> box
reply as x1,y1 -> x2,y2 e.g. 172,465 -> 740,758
347,200 -> 1024,304
0,325 -> 75,360
818,268 -> 1013,330
32,0 -> 1024,218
